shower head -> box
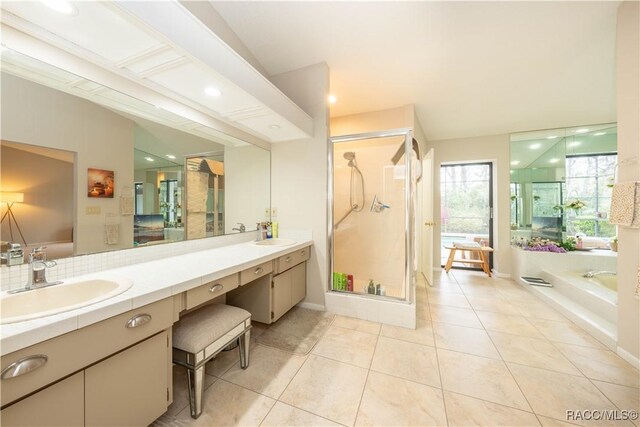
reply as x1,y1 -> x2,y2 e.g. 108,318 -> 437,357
343,152 -> 356,161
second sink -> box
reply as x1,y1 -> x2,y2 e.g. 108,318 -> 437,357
253,238 -> 296,247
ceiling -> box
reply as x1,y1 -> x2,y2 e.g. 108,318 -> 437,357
212,1 -> 619,141
0,1 -> 312,144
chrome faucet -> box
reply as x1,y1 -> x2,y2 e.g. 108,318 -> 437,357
24,247 -> 61,290
232,223 -> 246,233
583,270 -> 617,278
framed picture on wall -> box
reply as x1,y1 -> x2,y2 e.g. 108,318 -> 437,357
88,168 -> 114,198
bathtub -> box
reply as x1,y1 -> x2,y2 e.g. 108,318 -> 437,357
529,270 -> 618,348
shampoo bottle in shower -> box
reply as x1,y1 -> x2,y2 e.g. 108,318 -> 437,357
347,275 -> 354,292
367,280 -> 375,294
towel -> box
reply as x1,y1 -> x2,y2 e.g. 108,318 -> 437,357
105,223 -> 120,245
609,182 -> 636,226
632,182 -> 640,228
120,195 -> 134,215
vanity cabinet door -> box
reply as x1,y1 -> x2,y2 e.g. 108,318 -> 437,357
272,271 -> 292,322
85,330 -> 169,427
0,371 -> 84,427
290,263 -> 306,306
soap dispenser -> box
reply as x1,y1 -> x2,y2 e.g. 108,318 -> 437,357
367,279 -> 375,294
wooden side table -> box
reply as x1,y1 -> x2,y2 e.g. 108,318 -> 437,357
444,246 -> 494,277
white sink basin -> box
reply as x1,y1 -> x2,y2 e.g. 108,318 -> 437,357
253,238 -> 296,247
1,278 -> 133,324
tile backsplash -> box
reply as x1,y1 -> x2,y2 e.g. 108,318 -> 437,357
0,232 -> 258,292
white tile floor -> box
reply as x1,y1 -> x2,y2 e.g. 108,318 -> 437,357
155,269 -> 639,427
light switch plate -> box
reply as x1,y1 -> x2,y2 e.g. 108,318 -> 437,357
270,207 -> 277,218
86,206 -> 101,215
264,207 -> 270,218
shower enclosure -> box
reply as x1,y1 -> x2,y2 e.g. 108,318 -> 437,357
327,129 -> 419,325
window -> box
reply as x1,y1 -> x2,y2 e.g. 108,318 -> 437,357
565,154 -> 617,238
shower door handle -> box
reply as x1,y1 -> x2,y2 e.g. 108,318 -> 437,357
424,221 -> 436,227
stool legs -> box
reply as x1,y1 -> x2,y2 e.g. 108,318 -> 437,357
187,365 -> 205,419
239,330 -> 250,369
444,248 -> 456,273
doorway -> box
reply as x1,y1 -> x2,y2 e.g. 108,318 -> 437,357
440,162 -> 493,270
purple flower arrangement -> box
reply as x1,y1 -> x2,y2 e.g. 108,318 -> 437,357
523,237 -> 567,253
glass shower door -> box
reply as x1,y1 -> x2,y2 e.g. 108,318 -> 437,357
330,131 -> 415,302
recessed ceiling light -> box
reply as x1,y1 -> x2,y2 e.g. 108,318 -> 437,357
144,157 -> 154,162
594,132 -> 606,136
529,143 -> 541,149
166,154 -> 176,160
546,135 -> 558,139
549,158 -> 560,163
574,128 -> 589,134
568,141 -> 582,147
328,95 -> 337,104
41,0 -> 78,15
204,87 -> 222,97
511,160 -> 520,166
268,124 -> 281,130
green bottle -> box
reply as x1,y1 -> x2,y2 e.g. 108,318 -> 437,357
367,279 -> 375,294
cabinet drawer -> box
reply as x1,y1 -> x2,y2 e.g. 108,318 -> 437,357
186,273 -> 238,310
276,247 -> 310,274
240,261 -> 273,286
0,298 -> 172,407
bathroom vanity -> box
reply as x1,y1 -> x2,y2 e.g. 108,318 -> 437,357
0,239 -> 312,426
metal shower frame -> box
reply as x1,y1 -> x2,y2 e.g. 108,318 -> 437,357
327,128 -> 415,303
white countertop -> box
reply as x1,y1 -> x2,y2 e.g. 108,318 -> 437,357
0,239 -> 312,356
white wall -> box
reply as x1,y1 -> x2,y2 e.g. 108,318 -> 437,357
426,134 -> 512,276
1,146 -> 73,245
224,145 -> 271,234
270,63 -> 330,309
615,1 -> 640,364
1,74 -> 134,255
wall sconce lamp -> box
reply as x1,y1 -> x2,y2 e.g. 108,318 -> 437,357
0,191 -> 27,246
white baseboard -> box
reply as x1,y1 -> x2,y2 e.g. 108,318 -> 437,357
433,266 -> 442,272
494,271 -> 511,279
296,302 -> 325,311
617,346 -> 640,370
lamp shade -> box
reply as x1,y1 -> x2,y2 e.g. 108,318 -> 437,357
0,192 -> 24,203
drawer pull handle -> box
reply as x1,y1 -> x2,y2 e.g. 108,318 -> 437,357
1,355 -> 48,380
285,256 -> 292,263
125,313 -> 152,329
254,267 -> 264,275
301,250 -> 306,256
209,284 -> 224,293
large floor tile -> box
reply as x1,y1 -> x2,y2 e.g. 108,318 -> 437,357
206,346 -> 242,377
430,305 -> 483,329
489,331 -> 583,376
312,325 -> 378,368
175,379 -> 275,426
427,282 -> 464,294
466,295 -> 522,315
476,310 -> 546,339
260,402 -> 341,427
417,304 -> 432,321
433,322 -> 500,359
380,318 -> 435,346
355,371 -> 447,426
437,348 -> 531,411
555,343 -> 640,388
222,344 -> 306,399
167,365 -> 217,418
458,283 -> 500,298
511,300 -> 567,321
443,390 -> 541,426
509,363 -> 633,426
428,292 -> 472,309
592,381 -> 640,426
332,315 -> 381,335
537,416 -> 582,426
280,354 -> 368,426
370,336 -> 441,387
529,319 -> 606,349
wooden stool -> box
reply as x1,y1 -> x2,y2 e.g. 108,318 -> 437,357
444,246 -> 494,277
172,304 -> 251,418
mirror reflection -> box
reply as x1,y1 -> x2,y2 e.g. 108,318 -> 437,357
0,49 -> 270,261
510,123 -> 617,249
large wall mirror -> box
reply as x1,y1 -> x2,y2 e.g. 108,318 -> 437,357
510,123 -> 617,248
0,48 -> 270,260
